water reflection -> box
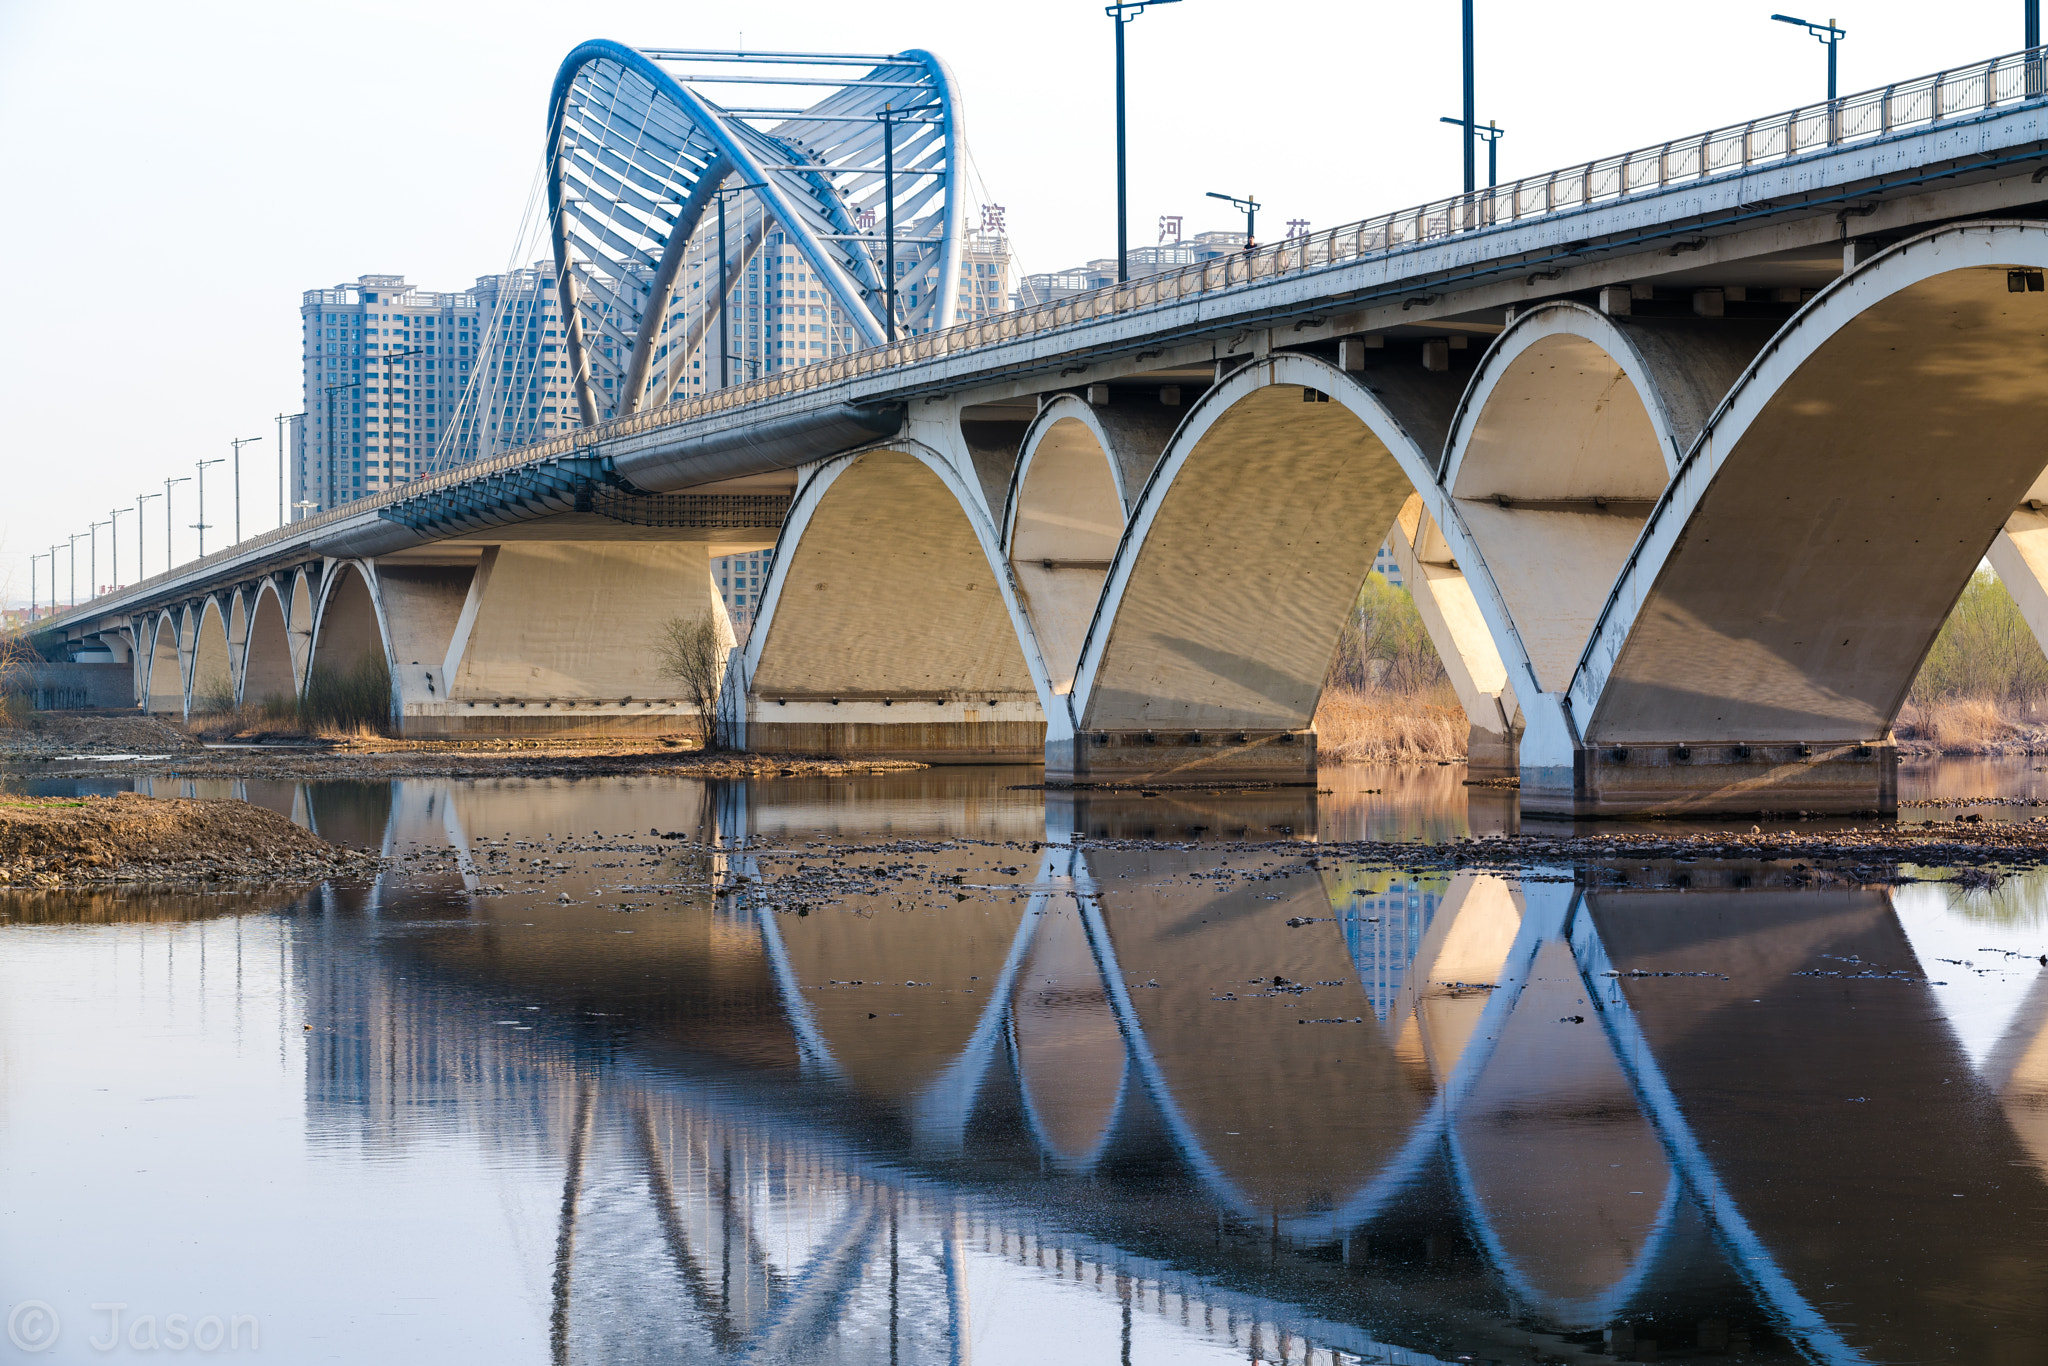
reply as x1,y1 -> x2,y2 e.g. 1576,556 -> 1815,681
5,768 -> 2048,1362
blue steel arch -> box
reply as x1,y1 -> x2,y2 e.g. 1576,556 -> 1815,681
546,41 -> 968,422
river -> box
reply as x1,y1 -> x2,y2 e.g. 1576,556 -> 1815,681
1,759 -> 2043,1363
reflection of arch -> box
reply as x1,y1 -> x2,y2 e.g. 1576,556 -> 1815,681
144,612 -> 182,714
241,578 -> 296,708
1571,223 -> 2048,755
1005,396 -> 1147,694
731,444 -> 1051,759
1063,354 -> 1503,778
189,597 -> 232,715
1442,303 -> 1769,693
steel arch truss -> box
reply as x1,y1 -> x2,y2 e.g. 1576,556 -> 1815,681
547,42 -> 967,422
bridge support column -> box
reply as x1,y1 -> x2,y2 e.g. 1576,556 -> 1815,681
1521,740 -> 1898,818
1045,728 -> 1318,786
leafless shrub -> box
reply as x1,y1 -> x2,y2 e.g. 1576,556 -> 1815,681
656,613 -> 733,749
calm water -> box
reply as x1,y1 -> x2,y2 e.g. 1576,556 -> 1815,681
3,762 -> 2046,1363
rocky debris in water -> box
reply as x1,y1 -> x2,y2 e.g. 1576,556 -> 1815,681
0,792 -> 377,888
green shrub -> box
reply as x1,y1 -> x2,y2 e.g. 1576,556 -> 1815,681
1327,572 -> 1449,696
1909,570 -> 2048,708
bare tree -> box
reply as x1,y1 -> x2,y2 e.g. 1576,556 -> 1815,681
656,612 -> 732,749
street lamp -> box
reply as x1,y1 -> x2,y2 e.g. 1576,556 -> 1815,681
710,180 -> 767,385
108,507 -> 128,593
1106,0 -> 1182,285
1771,14 -> 1846,101
88,520 -> 110,600
193,459 -> 225,557
1460,0 -> 1476,193
277,411 -> 305,526
136,492 -> 160,581
1205,191 -> 1260,251
1439,117 -> 1505,188
229,436 -> 262,545
45,545 -> 57,617
163,476 -> 190,574
67,533 -> 85,609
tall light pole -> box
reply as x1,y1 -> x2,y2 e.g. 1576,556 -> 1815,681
193,459 -> 224,557
68,533 -> 85,609
1205,191 -> 1260,251
1440,117 -> 1505,188
88,520 -> 109,600
1461,0 -> 1476,194
108,507 -> 128,592
710,181 -> 766,386
164,476 -> 190,574
46,546 -> 57,617
1106,0 -> 1182,285
229,436 -> 262,544
1771,14 -> 1845,101
136,492 -> 160,582
29,552 -> 38,624
277,411 -> 305,526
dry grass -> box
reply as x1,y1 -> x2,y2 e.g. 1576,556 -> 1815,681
1895,697 -> 2027,751
1313,686 -> 1467,764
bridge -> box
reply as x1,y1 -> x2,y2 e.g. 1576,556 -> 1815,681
37,41 -> 2048,815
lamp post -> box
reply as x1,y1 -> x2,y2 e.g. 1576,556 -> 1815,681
878,106 -> 902,341
1439,117 -> 1505,188
88,521 -> 109,601
68,533 -> 85,609
1460,0 -> 1476,193
229,436 -> 261,545
193,459 -> 225,557
46,546 -> 57,617
710,181 -> 767,386
277,411 -> 305,526
29,552 -> 37,625
108,507 -> 128,593
325,379 -> 364,507
1106,0 -> 1182,285
1204,191 -> 1260,251
136,492 -> 160,582
1771,13 -> 1846,101
163,476 -> 190,574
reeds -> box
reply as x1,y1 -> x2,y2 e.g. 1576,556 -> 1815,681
1314,686 -> 1467,763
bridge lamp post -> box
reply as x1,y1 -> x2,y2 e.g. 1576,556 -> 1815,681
228,436 -> 261,545
192,459 -> 225,559
1439,117 -> 1505,188
710,181 -> 767,388
136,492 -> 160,583
67,533 -> 85,610
1106,0 -> 1182,285
88,520 -> 109,601
1771,14 -> 1845,101
162,477 -> 188,575
277,411 -> 305,526
1204,191 -> 1260,251
107,507 -> 128,594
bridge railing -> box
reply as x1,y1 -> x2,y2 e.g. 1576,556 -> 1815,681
47,47 -> 2048,631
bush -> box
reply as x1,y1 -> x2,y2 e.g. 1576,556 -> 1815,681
1326,573 -> 1449,696
1909,570 -> 2048,708
297,653 -> 391,734
656,613 -> 731,749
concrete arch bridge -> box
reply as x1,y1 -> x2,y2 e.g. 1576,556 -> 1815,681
42,43 -> 2048,815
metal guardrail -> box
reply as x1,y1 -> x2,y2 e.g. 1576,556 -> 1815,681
46,46 -> 2048,629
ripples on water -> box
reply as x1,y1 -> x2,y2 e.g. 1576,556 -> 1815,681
2,763 -> 2045,1363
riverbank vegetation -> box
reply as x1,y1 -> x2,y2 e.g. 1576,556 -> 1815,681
1314,573 -> 1465,763
1897,570 -> 2048,751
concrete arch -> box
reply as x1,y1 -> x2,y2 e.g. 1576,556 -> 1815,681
143,612 -> 182,715
308,562 -> 393,725
189,597 -> 233,715
731,442 -> 1053,761
241,578 -> 297,709
288,568 -> 316,689
1555,221 -> 2048,812
226,587 -> 252,696
1004,396 -> 1141,695
1443,302 -> 1770,695
1060,353 -> 1501,782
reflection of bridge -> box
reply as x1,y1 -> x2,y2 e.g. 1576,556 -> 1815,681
232,774 -> 2048,1361
42,46 -> 2048,814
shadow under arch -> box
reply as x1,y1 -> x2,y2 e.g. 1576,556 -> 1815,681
241,577 -> 296,709
188,596 -> 233,717
1003,394 -> 1154,694
1442,302 -> 1770,695
1552,221 -> 2048,812
729,442 -> 1054,762
308,561 -> 391,715
1059,353 -> 1509,782
143,612 -> 182,715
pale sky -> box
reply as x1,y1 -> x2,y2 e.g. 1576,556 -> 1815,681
0,0 -> 2026,605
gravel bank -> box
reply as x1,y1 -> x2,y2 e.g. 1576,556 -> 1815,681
0,792 -> 379,888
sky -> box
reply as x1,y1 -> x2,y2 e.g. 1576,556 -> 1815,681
0,0 -> 2030,605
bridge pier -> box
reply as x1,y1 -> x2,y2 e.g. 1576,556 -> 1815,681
1046,728 -> 1318,786
742,696 -> 1044,763
1521,741 -> 1899,818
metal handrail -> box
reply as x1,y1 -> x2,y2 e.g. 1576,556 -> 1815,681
47,45 -> 2048,629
